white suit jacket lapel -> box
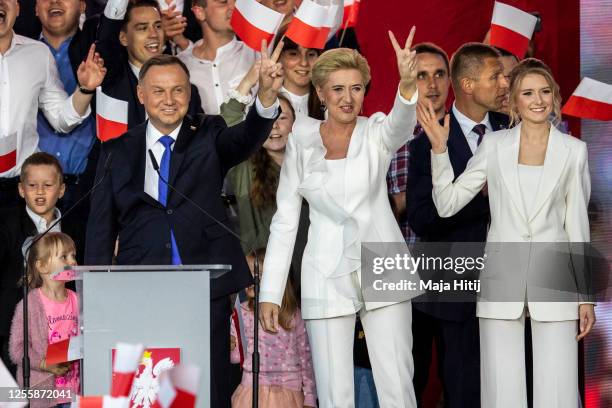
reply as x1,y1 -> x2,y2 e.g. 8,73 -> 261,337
498,125 -> 528,223
528,126 -> 570,222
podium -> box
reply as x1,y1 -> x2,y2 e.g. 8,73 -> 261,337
73,264 -> 230,408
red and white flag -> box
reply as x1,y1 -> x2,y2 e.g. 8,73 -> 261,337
490,1 -> 537,58
96,88 -> 128,142
76,396 -> 130,408
111,343 -> 144,397
342,0 -> 361,29
0,132 -> 17,174
231,0 -> 284,51
286,0 -> 333,49
157,364 -> 201,408
46,335 -> 83,365
562,77 -> 612,121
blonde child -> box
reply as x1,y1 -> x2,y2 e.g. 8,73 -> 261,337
9,232 -> 80,408
231,249 -> 316,408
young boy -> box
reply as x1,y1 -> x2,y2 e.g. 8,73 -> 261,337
0,152 -> 84,376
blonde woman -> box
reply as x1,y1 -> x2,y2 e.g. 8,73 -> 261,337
419,58 -> 595,408
260,28 -> 420,408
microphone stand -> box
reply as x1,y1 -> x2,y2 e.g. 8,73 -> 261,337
20,153 -> 113,388
148,150 -> 262,408
252,253 -> 260,408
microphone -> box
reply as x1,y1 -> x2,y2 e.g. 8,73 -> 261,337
148,149 -> 263,408
20,152 -> 113,388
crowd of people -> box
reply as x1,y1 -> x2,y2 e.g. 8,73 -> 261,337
0,0 -> 595,407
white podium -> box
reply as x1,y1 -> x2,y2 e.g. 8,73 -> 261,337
73,265 -> 230,408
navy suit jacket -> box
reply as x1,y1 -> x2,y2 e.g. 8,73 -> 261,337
85,107 -> 276,299
406,109 -> 509,321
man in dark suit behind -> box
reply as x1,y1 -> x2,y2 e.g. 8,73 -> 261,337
85,50 -> 284,407
406,43 -> 509,407
97,0 -> 202,129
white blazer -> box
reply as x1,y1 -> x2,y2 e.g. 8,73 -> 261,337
260,91 -> 418,319
431,123 -> 591,321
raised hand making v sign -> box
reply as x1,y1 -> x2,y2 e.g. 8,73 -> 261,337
388,26 -> 418,101
257,38 -> 286,108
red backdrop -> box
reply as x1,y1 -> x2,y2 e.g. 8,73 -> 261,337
355,0 -> 581,135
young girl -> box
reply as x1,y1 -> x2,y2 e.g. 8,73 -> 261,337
231,249 -> 316,408
9,232 -> 80,408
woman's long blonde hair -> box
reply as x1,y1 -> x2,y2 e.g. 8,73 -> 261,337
508,58 -> 562,127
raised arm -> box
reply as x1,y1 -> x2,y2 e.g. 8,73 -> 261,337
39,44 -> 105,133
216,40 -> 283,168
418,101 -> 487,217
97,0 -> 129,85
219,59 -> 261,127
373,27 -> 419,154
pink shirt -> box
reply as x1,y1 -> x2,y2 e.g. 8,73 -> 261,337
231,302 -> 317,406
38,288 -> 80,402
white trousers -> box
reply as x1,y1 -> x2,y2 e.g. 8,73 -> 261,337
480,309 -> 579,408
304,301 -> 416,408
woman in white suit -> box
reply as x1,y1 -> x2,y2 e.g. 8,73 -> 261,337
419,58 -> 596,408
259,28 -> 420,408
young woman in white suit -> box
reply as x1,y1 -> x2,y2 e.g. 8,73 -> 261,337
259,28 -> 420,408
419,58 -> 596,408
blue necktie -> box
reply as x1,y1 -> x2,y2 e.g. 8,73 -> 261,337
158,136 -> 182,265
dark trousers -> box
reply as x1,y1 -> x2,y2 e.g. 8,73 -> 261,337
211,295 -> 233,408
412,307 -> 480,408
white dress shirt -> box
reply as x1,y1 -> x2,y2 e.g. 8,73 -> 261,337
144,98 -> 279,202
178,38 -> 256,115
451,103 -> 492,154
0,33 -> 90,177
26,206 -> 62,233
144,122 -> 181,202
280,88 -> 310,116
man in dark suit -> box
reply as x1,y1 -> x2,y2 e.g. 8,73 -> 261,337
85,50 -> 283,407
0,153 -> 85,376
97,0 -> 202,129
406,43 -> 509,407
